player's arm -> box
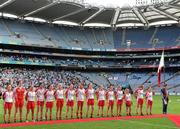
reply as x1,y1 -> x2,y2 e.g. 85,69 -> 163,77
54,90 -> 57,99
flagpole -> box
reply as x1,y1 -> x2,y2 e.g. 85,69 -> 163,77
157,49 -> 165,87
163,49 -> 165,85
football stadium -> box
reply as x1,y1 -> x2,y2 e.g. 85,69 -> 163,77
0,0 -> 180,129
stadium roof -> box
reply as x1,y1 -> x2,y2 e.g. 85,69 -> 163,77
0,0 -> 180,27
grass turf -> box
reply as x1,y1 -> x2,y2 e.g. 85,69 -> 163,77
0,95 -> 180,129
1,118 -> 179,129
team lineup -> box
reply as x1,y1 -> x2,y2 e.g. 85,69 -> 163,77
2,80 -> 154,124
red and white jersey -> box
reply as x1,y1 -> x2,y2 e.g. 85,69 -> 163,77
77,88 -> 85,101
26,91 -> 36,102
125,94 -> 131,102
137,89 -> 144,99
86,89 -> 94,99
55,89 -> 64,99
14,87 -> 26,101
45,90 -> 54,102
116,90 -> 123,100
98,90 -> 105,101
36,88 -> 45,101
67,90 -> 75,101
3,91 -> 13,103
107,91 -> 114,101
146,92 -> 153,101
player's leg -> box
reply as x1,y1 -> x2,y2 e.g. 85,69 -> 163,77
91,105 -> 94,118
56,103 -> 59,120
119,104 -> 122,116
66,106 -> 69,119
19,107 -> 23,122
71,106 -> 74,119
3,105 -> 7,123
31,108 -> 35,121
59,100 -> 63,120
136,103 -> 139,115
50,108 -> 52,120
59,106 -> 62,120
26,107 -> 30,122
14,103 -> 18,122
36,105 -> 40,121
150,103 -> 152,115
111,105 -> 114,117
8,104 -> 12,123
126,105 -> 128,116
80,105 -> 83,119
97,105 -> 100,117
107,105 -> 110,117
101,106 -> 104,117
140,104 -> 143,115
146,103 -> 149,115
116,104 -> 119,116
76,103 -> 80,119
86,105 -> 89,117
40,104 -> 44,121
129,106 -> 132,116
31,103 -> 35,121
45,108 -> 48,120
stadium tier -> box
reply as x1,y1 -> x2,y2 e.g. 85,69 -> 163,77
0,18 -> 179,49
0,67 -> 179,93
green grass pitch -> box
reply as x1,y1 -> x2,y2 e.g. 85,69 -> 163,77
0,95 -> 180,129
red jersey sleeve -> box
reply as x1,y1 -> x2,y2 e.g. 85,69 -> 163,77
44,90 -> 48,99
54,90 -> 57,99
35,88 -> 39,93
2,91 -> 6,100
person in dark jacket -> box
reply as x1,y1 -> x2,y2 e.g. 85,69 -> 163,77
161,84 -> 169,114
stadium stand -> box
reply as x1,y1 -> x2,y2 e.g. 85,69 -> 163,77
0,18 -> 179,49
0,68 -> 179,94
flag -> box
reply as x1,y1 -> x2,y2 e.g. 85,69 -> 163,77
157,51 -> 165,86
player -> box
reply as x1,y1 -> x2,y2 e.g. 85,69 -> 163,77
124,88 -> 132,116
35,83 -> 45,121
54,83 -> 64,120
96,85 -> 105,117
76,83 -> 85,119
106,85 -> 114,117
25,85 -> 36,122
85,83 -> 95,118
14,80 -> 26,122
135,85 -> 144,116
65,84 -> 75,119
3,84 -> 13,123
146,87 -> 154,115
116,86 -> 124,116
44,84 -> 54,120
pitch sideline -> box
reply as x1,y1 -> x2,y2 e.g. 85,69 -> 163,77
0,114 -> 179,128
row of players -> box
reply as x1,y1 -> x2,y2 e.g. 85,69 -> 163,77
2,81 -> 154,123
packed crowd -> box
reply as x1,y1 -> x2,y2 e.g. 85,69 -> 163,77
0,67 -> 86,89
0,54 -> 171,66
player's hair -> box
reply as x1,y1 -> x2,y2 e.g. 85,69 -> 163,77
87,83 -> 92,88
48,84 -> 53,89
6,83 -> 11,89
17,80 -> 22,85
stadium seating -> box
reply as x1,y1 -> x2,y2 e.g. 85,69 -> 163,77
0,67 -> 179,93
0,18 -> 179,49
